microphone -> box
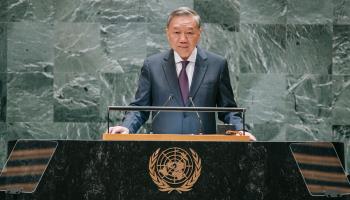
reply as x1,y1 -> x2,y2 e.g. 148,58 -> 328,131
150,94 -> 174,134
188,96 -> 204,134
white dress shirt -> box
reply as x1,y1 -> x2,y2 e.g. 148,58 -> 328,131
174,47 -> 197,89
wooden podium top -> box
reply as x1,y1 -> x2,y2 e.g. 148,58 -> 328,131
102,133 -> 250,142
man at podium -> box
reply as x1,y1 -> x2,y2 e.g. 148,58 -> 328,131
109,7 -> 255,141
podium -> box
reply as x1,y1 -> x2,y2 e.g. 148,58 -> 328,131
0,136 -> 349,200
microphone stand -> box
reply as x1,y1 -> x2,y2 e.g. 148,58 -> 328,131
188,97 -> 204,134
150,95 -> 174,134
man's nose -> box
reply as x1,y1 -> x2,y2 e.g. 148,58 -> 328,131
179,33 -> 188,43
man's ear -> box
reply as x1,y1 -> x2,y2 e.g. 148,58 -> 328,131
165,28 -> 170,40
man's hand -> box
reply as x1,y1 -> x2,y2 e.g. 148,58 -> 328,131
108,126 -> 130,134
225,130 -> 257,141
238,131 -> 257,141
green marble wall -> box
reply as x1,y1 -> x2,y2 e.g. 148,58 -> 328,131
0,0 -> 349,171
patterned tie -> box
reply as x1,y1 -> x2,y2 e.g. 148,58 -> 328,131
179,60 -> 190,105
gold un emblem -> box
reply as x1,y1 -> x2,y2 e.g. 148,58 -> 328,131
149,147 -> 202,193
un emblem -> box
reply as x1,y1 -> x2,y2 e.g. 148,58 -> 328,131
149,147 -> 201,193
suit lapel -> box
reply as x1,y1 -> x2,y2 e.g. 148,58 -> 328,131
189,47 -> 208,102
161,48 -> 209,106
161,50 -> 183,105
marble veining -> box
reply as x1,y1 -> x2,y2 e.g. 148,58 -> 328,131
200,23 -> 240,73
6,0 -> 54,22
286,24 -> 332,74
194,0 -> 239,31
7,22 -> 53,73
0,73 -> 6,122
287,0 -> 333,24
333,0 -> 350,25
55,22 -> 115,74
0,23 -> 6,73
100,22 -> 147,73
145,0 -> 193,23
240,0 -> 287,24
333,25 -> 350,75
286,75 -> 333,125
238,74 -> 288,124
332,76 -> 350,125
99,72 -> 139,123
239,24 -> 287,73
54,0 -> 146,23
146,22 -> 170,56
54,73 -> 100,122
7,72 -> 53,122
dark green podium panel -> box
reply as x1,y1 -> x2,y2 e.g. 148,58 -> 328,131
0,140 -> 349,200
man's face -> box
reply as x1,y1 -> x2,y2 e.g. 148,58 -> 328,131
166,15 -> 201,60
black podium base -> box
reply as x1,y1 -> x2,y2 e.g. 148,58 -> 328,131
1,140 -> 349,200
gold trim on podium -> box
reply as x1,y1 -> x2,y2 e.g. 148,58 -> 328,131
102,133 -> 250,142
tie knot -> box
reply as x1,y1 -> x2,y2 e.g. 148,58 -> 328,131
181,60 -> 190,69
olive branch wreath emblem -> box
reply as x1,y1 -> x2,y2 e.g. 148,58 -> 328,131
148,148 -> 202,194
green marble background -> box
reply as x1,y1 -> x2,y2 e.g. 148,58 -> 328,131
0,0 -> 349,171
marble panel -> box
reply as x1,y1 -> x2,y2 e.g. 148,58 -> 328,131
333,125 -> 350,141
333,0 -> 350,24
200,23 -> 239,73
285,123 -> 333,141
7,72 -> 53,122
240,0 -> 287,24
237,74 -> 288,124
332,75 -> 350,124
54,73 -> 100,122
145,0 -> 193,23
286,24 -> 332,74
0,0 -> 7,22
333,25 -> 350,75
5,0 -> 54,22
0,23 -> 6,73
54,0 -> 145,23
332,125 -> 350,172
0,122 -> 7,168
99,72 -> 139,124
7,22 -> 53,72
286,74 -> 332,125
55,22 -> 118,74
5,122 -> 106,140
0,73 -> 6,122
239,24 -> 287,73
146,22 -> 170,57
245,122 -> 286,141
100,22 -> 147,73
194,0 -> 239,31
287,0 -> 333,24
252,122 -> 336,142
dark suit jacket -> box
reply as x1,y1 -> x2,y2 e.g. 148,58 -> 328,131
122,47 -> 243,134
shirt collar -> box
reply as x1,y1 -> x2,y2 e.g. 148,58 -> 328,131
174,47 -> 197,63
